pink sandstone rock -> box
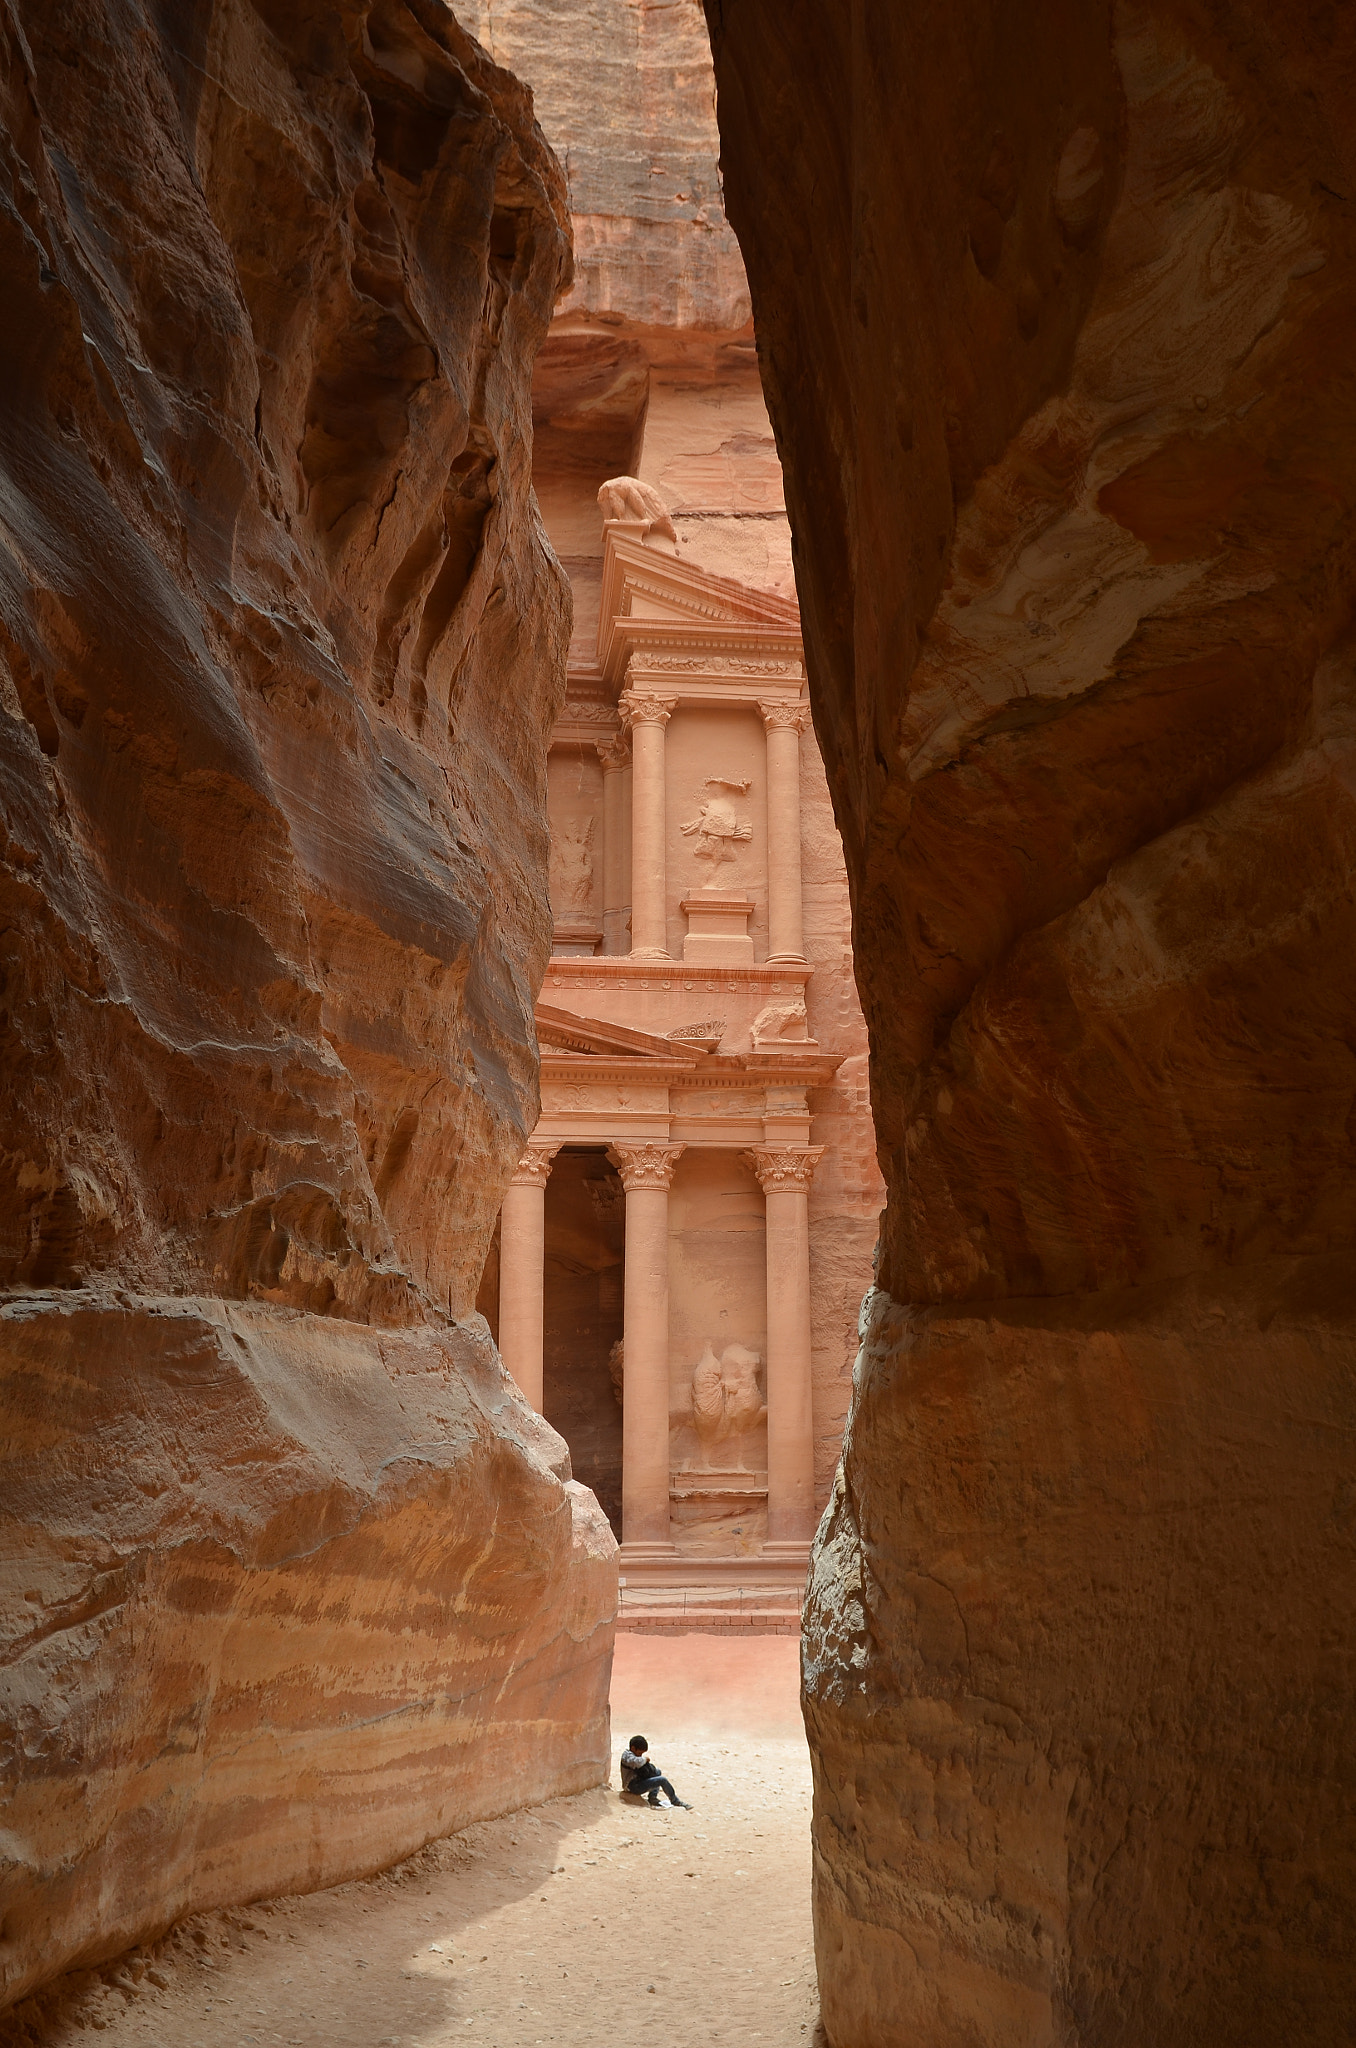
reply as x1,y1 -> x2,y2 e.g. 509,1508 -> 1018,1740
706,1 -> 1356,2042
0,0 -> 614,2010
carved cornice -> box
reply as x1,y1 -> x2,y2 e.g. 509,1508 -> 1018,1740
546,959 -> 812,989
620,568 -> 734,624
744,1145 -> 824,1193
618,688 -> 677,730
758,699 -> 812,734
509,1138 -> 563,1188
607,1140 -> 685,1191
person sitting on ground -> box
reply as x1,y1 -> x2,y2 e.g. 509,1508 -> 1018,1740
619,1734 -> 690,1809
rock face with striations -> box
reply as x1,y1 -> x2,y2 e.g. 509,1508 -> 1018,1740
456,0 -> 752,331
706,3 -> 1356,2043
0,0 -> 614,2011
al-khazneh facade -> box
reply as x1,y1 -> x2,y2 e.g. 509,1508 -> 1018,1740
463,0 -> 883,1609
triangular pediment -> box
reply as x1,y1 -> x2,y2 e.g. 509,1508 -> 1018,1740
596,524 -> 803,684
535,1002 -> 705,1062
606,531 -> 799,627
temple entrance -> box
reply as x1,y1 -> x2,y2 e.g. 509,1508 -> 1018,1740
541,1146 -> 625,1536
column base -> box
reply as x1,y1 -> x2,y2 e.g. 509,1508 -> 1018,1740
764,952 -> 809,965
761,1539 -> 813,1567
626,948 -> 672,962
618,1540 -> 679,1567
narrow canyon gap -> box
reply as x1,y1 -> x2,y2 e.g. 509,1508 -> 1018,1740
704,3 -> 1356,2045
0,0 -> 615,2010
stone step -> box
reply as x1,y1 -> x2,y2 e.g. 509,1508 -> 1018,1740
618,1544 -> 811,1593
619,1582 -> 801,1607
616,1607 -> 800,1636
617,1579 -> 803,1634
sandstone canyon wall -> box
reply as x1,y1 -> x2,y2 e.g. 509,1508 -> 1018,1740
0,1 -> 615,2012
705,3 -> 1356,2043
456,0 -> 787,633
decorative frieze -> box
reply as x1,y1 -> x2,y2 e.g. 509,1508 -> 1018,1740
628,654 -> 804,679
551,697 -> 622,749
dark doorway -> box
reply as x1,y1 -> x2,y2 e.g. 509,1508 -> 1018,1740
542,1147 -> 625,1536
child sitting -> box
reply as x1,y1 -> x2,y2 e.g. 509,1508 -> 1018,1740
619,1734 -> 690,1808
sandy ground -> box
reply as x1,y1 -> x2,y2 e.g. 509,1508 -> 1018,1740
5,1635 -> 822,2048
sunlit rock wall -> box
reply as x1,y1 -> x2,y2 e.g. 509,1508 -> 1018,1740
705,1 -> 1356,2042
0,0 -> 615,2009
455,0 -> 784,635
455,0 -> 751,330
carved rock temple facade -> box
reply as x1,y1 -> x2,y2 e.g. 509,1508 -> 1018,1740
460,0 -> 881,1613
489,499 -> 880,1597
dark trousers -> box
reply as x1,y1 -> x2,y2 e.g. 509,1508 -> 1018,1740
629,1765 -> 680,1804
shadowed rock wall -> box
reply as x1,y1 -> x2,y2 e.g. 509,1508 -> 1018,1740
705,2 -> 1356,2042
0,0 -> 615,2009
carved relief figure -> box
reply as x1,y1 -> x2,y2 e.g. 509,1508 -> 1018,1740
680,778 -> 753,884
751,997 -> 810,1045
608,1338 -> 625,1407
549,813 -> 595,917
691,1340 -> 766,1462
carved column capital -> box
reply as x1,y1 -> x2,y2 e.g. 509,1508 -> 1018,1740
744,1145 -> 824,1194
758,699 -> 812,735
597,733 -> 632,772
619,687 -> 677,731
508,1138 -> 562,1188
607,1140 -> 685,1191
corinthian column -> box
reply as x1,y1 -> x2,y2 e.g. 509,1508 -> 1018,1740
759,700 -> 811,963
618,687 -> 676,959
607,1140 -> 684,1555
497,1138 -> 561,1409
746,1145 -> 824,1551
597,733 -> 630,956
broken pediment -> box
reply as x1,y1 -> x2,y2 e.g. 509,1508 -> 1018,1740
594,480 -> 803,686
534,1002 -> 705,1062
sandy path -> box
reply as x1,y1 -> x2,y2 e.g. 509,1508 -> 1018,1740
7,1636 -> 821,2048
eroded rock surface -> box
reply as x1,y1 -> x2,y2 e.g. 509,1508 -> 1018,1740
456,0 -> 751,331
457,0 -> 791,639
706,2 -> 1356,2041
0,0 -> 614,2009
